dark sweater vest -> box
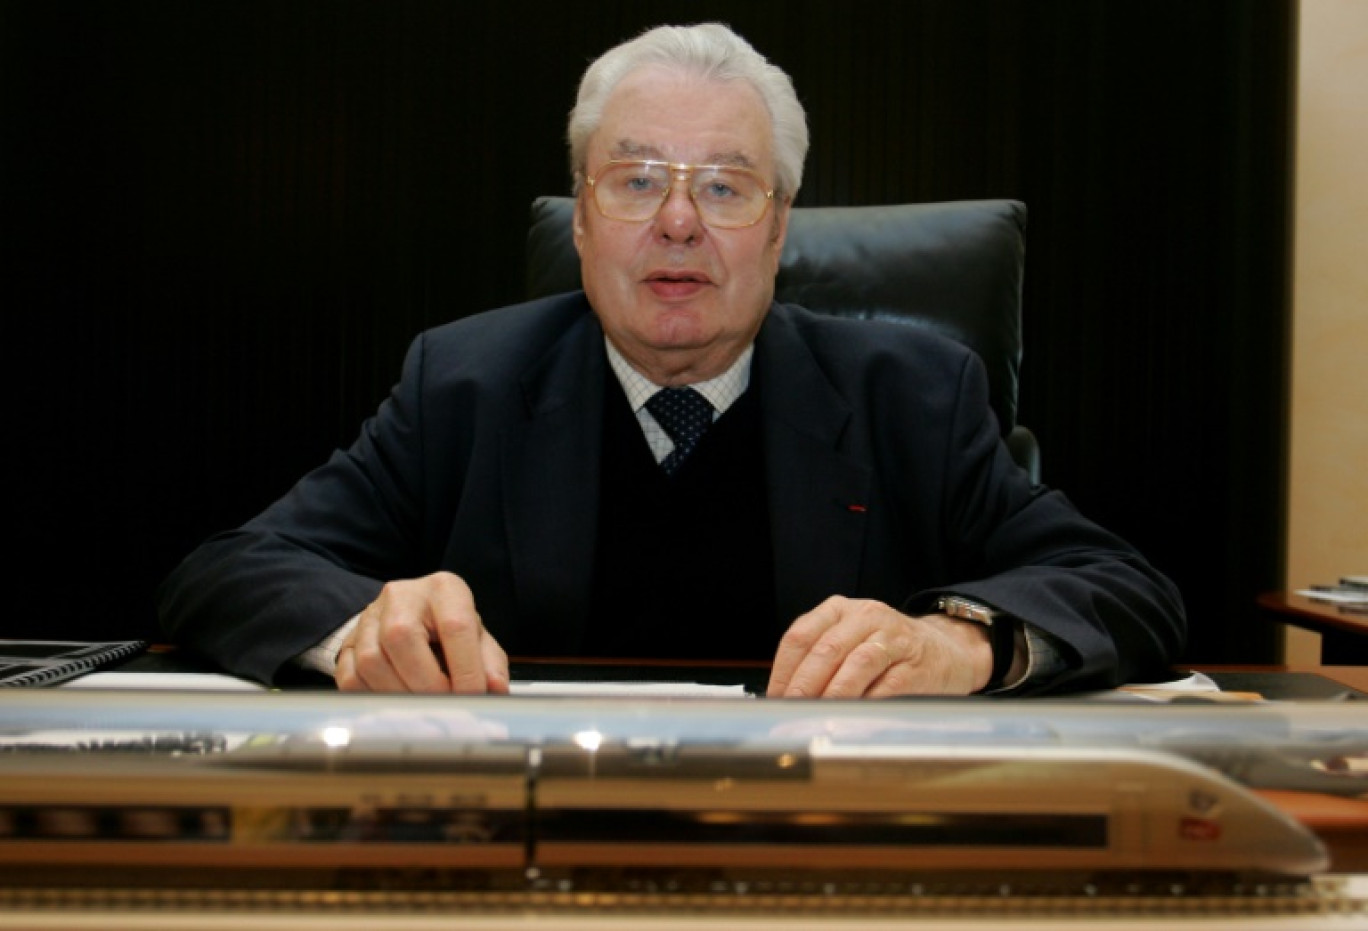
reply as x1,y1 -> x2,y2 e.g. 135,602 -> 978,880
585,376 -> 778,660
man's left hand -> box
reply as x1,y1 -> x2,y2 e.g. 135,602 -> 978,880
766,596 -> 993,698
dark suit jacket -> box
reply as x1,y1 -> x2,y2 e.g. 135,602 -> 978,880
158,293 -> 1185,689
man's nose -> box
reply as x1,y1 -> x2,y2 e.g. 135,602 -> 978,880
655,181 -> 704,242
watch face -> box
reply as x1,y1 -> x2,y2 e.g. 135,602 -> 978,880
940,597 -> 996,626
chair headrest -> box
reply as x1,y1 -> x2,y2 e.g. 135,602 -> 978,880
526,197 -> 1026,432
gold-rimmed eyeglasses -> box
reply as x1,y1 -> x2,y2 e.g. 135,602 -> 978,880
583,159 -> 776,229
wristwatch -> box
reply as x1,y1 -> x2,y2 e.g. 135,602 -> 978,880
937,595 -> 1015,691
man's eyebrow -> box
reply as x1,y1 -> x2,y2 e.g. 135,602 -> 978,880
704,152 -> 757,169
612,141 -> 664,160
610,140 -> 757,169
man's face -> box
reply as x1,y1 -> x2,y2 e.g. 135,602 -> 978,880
573,67 -> 790,384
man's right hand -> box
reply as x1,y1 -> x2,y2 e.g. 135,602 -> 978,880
334,572 -> 509,694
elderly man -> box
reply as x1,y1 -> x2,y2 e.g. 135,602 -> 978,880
158,24 -> 1185,697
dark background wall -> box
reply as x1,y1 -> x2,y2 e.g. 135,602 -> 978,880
2,0 -> 1294,664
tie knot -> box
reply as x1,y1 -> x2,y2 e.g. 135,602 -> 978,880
646,387 -> 714,475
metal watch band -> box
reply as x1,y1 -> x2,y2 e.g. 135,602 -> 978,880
937,595 -> 1015,690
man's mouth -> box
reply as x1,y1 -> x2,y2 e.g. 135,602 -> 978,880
648,271 -> 710,284
645,271 -> 712,300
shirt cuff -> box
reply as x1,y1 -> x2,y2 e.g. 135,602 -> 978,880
294,615 -> 360,677
991,621 -> 1067,693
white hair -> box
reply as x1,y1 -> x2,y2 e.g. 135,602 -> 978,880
567,23 -> 808,200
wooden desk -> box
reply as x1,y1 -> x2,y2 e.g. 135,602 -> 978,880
1258,591 -> 1368,664
1188,661 -> 1368,695
1293,662 -> 1368,693
127,647 -> 1368,698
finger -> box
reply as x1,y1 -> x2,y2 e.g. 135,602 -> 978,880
366,589 -> 453,693
822,637 -> 896,698
334,642 -> 362,691
481,630 -> 510,694
426,576 -> 490,694
864,662 -> 922,698
772,597 -> 881,698
767,598 -> 841,697
349,611 -> 412,692
863,657 -> 954,697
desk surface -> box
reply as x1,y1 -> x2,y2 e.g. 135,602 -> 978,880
124,647 -> 1368,701
1185,662 -> 1368,699
1260,590 -> 1368,640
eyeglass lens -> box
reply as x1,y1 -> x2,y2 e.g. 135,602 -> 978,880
593,162 -> 769,228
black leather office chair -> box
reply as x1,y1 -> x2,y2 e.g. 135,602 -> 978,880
525,197 -> 1040,482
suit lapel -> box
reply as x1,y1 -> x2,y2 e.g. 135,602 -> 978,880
757,307 -> 873,624
501,310 -> 606,654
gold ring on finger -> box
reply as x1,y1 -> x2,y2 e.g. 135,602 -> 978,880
867,640 -> 894,670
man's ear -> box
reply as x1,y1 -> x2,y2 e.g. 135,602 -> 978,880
768,198 -> 792,265
572,194 -> 587,256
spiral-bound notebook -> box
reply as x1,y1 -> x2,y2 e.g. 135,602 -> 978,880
0,640 -> 148,688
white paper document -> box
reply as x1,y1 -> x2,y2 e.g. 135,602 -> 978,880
510,680 -> 751,698
61,672 -> 268,691
1296,587 -> 1368,604
60,671 -> 746,697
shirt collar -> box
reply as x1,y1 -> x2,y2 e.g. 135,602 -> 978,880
603,338 -> 753,415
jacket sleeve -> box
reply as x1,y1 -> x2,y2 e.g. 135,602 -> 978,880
156,333 -> 435,685
905,352 -> 1187,693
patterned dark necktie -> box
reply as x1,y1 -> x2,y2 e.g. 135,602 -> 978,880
645,387 -> 715,476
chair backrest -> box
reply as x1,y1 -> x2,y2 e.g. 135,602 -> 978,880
526,197 -> 1038,476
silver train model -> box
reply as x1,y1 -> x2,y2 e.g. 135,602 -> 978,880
0,732 -> 1328,878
